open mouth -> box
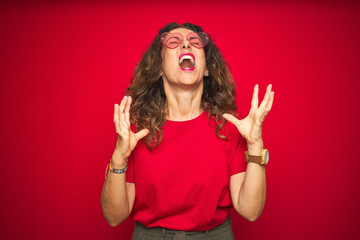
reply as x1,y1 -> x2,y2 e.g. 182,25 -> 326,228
179,53 -> 195,71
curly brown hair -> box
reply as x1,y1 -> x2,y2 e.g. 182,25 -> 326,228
125,22 -> 238,149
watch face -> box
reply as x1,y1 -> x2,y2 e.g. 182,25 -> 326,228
264,150 -> 269,164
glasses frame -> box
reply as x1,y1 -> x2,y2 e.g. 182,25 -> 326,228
160,32 -> 210,49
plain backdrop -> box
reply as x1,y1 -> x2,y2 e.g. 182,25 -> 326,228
1,0 -> 359,239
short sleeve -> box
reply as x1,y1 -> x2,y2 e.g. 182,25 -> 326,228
125,152 -> 135,183
228,125 -> 247,176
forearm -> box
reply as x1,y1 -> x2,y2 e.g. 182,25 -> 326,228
238,143 -> 267,221
101,165 -> 130,227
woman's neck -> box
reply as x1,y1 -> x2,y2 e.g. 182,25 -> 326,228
164,82 -> 203,121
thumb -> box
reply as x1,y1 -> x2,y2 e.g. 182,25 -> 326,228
223,113 -> 240,126
135,128 -> 149,141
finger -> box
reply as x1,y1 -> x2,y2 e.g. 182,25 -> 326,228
113,104 -> 119,123
259,110 -> 268,123
119,96 -> 128,128
265,91 -> 275,112
251,84 -> 259,109
114,104 -> 120,132
135,128 -> 149,141
259,84 -> 272,111
124,96 -> 132,127
259,96 -> 273,122
223,113 -> 240,126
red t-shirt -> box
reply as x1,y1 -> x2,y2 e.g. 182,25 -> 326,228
126,111 -> 247,231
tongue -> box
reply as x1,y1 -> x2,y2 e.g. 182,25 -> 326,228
180,59 -> 193,69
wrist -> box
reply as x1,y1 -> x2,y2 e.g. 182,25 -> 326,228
247,140 -> 264,155
104,157 -> 128,181
112,149 -> 129,167
110,157 -> 128,169
109,162 -> 128,174
111,162 -> 127,169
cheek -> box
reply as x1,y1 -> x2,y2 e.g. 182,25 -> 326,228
197,51 -> 207,68
160,51 -> 165,67
161,51 -> 176,69
199,57 -> 207,70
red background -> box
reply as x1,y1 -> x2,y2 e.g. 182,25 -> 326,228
1,1 -> 359,239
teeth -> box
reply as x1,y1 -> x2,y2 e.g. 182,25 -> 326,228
179,55 -> 195,67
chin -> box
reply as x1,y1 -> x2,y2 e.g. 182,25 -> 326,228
177,77 -> 203,87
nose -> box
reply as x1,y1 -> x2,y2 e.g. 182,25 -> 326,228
180,38 -> 191,49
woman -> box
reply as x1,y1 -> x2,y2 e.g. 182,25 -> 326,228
101,22 -> 274,240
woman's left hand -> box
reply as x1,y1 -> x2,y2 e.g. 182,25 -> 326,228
223,84 -> 274,153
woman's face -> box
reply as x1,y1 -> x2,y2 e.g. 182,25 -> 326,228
161,28 -> 207,88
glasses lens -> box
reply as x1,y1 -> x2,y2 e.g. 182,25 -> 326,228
160,32 -> 183,49
187,32 -> 209,48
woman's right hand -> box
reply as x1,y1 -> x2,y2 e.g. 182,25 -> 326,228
112,96 -> 149,168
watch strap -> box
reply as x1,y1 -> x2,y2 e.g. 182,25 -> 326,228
245,153 -> 263,164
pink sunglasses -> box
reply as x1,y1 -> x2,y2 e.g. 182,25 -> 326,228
160,32 -> 210,49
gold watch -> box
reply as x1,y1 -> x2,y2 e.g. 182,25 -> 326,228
245,149 -> 269,165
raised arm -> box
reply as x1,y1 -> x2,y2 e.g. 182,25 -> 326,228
101,96 -> 149,227
224,84 -> 274,221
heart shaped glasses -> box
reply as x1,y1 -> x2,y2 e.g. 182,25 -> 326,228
160,32 -> 209,49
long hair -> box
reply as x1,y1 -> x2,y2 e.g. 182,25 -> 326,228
126,22 -> 237,149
